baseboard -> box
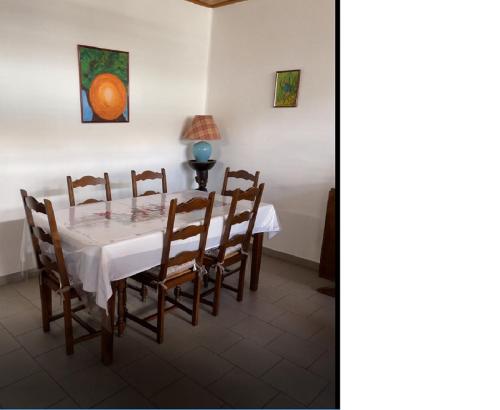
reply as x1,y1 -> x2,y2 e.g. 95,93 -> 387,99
262,247 -> 319,271
0,269 -> 39,287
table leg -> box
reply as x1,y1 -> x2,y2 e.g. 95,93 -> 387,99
250,232 -> 263,291
117,279 -> 126,336
101,282 -> 116,365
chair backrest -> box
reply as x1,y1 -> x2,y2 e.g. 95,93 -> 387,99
215,183 -> 264,262
157,192 -> 215,282
221,167 -> 260,196
66,173 -> 112,206
131,168 -> 168,198
20,189 -> 71,289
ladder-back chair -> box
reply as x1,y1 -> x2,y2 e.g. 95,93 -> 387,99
129,168 -> 168,301
200,184 -> 264,315
120,192 -> 215,343
66,173 -> 112,206
221,167 -> 260,196
131,168 -> 168,198
20,189 -> 101,355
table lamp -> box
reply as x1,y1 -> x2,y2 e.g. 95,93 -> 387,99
183,115 -> 221,162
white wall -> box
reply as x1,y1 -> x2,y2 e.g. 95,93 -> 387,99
0,0 -> 334,276
0,0 -> 212,275
206,0 -> 335,262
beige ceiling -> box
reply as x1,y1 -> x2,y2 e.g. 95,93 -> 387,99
185,0 -> 248,8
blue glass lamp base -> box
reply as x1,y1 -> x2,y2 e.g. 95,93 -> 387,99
192,141 -> 212,162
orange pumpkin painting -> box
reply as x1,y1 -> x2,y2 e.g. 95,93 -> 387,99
78,45 -> 129,123
89,73 -> 127,121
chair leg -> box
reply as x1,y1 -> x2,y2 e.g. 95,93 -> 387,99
156,287 -> 165,344
123,281 -> 128,326
237,257 -> 248,302
63,294 -> 74,355
140,284 -> 148,302
39,275 -> 51,332
192,276 -> 201,326
117,280 -> 126,336
212,268 -> 223,316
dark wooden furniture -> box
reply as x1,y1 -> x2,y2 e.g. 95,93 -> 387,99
185,0 -> 248,9
186,185 -> 264,315
20,189 -> 101,355
188,160 -> 216,191
119,193 -> 215,343
129,168 -> 169,301
131,168 -> 168,198
66,173 -> 112,206
101,280 -> 119,365
221,167 -> 260,196
221,167 -> 262,291
250,232 -> 263,291
318,188 -> 335,296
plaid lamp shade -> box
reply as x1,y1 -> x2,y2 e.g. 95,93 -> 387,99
184,115 -> 221,140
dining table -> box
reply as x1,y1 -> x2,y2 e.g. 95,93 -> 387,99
27,190 -> 280,364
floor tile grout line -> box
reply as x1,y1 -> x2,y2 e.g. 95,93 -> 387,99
89,383 -> 153,409
11,282 -> 42,307
260,390 -> 282,409
255,357 -> 284,379
218,340 -> 286,378
133,344 -> 235,403
6,312 -> 221,406
31,347 -> 94,409
55,362 -> 128,409
0,360 -> 71,409
0,322 -> 57,392
208,353 -> 290,404
49,395 -> 76,409
257,356 -> 331,407
0,255 -> 334,408
0,322 -> 43,339
149,370 -> 231,408
0,303 -> 126,409
306,348 -> 334,372
0,367 -> 44,393
111,351 -> 187,402
305,378 -> 333,408
307,321 -> 331,339
203,364 -> 271,408
59,352 -> 145,408
211,330 -> 245,355
0,335 -> 21,361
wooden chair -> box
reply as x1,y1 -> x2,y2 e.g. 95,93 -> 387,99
119,192 -> 215,343
20,189 -> 101,355
221,167 -> 260,196
66,173 -> 112,206
128,168 -> 168,301
199,184 -> 264,316
131,168 -> 168,198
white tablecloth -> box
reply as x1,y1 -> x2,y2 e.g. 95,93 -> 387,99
25,190 -> 280,309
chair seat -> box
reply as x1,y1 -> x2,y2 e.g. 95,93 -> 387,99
204,244 -> 242,261
131,260 -> 195,286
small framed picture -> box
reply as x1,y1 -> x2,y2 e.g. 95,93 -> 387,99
273,69 -> 301,108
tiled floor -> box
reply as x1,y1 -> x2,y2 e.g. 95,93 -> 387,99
0,255 -> 335,409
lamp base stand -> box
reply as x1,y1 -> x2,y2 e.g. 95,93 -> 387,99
188,160 -> 216,191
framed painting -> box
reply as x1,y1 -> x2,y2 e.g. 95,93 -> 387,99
273,69 -> 301,108
77,45 -> 129,123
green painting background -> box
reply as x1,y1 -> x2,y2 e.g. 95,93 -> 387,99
275,70 -> 300,107
79,46 -> 128,91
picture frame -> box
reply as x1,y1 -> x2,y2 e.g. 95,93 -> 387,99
273,69 -> 301,108
77,45 -> 130,123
